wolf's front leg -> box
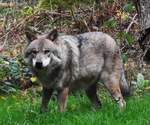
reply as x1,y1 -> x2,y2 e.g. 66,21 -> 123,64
40,87 -> 53,113
57,86 -> 69,112
86,84 -> 102,108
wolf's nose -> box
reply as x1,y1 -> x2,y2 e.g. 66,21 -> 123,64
35,62 -> 43,69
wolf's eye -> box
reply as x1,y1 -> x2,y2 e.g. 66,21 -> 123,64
32,50 -> 37,55
44,50 -> 50,54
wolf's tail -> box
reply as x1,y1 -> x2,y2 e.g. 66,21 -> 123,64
118,50 -> 130,97
120,65 -> 130,97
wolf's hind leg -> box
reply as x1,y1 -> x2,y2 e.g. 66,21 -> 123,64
57,87 -> 69,112
101,72 -> 126,108
40,87 -> 53,113
86,84 -> 101,108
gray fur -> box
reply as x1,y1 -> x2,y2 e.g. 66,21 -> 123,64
24,30 -> 130,112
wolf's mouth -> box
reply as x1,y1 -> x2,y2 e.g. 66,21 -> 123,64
35,62 -> 43,69
34,62 -> 49,71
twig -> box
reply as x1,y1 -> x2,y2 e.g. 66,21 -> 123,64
83,19 -> 90,32
126,14 -> 137,33
139,46 -> 150,67
70,8 -> 77,23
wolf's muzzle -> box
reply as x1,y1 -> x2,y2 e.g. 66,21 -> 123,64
35,62 -> 43,69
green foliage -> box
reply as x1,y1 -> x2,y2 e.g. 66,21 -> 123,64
37,0 -> 74,9
9,59 -> 21,80
37,0 -> 93,9
116,31 -> 135,45
123,2 -> 135,13
0,57 -> 18,93
107,0 -> 114,4
136,73 -> 150,89
0,57 -> 9,80
121,53 -> 128,63
104,17 -> 117,28
0,57 -> 19,93
125,32 -> 135,44
0,8 -> 14,16
131,73 -> 150,93
22,6 -> 33,15
0,56 -> 21,80
0,55 -> 32,94
0,82 -> 17,94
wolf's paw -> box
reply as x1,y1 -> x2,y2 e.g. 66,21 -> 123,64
118,99 -> 126,108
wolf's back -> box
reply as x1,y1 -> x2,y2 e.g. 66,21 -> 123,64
61,32 -> 130,96
78,32 -> 130,96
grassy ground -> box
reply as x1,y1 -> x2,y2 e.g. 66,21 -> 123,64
0,91 -> 150,125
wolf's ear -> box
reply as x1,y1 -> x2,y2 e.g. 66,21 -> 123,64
46,29 -> 58,41
25,31 -> 37,44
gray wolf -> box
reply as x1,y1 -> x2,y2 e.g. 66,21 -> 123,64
24,29 -> 130,112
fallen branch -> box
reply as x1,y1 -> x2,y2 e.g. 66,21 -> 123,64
126,14 -> 137,33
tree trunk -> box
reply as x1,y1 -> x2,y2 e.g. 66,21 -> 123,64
133,0 -> 150,61
134,0 -> 150,30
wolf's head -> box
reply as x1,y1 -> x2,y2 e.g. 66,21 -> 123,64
24,29 -> 62,70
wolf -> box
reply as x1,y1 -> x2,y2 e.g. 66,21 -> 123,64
24,29 -> 130,112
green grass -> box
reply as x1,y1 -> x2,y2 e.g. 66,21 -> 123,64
0,91 -> 150,125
